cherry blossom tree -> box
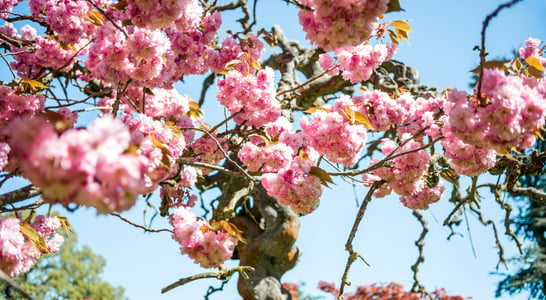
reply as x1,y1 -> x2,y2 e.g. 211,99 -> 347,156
0,0 -> 545,299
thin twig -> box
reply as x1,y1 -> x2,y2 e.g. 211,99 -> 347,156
338,180 -> 383,299
110,212 -> 172,234
276,64 -> 340,97
476,0 -> 524,101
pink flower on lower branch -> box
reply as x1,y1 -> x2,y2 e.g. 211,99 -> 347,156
0,216 -> 64,277
170,207 -> 237,268
261,157 -> 323,215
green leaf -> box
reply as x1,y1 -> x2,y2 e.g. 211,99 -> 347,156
309,166 -> 335,187
385,0 -> 404,13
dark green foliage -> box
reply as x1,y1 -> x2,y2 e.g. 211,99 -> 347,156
497,139 -> 546,299
0,232 -> 126,300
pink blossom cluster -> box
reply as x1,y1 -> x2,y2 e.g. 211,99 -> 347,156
446,69 -> 546,153
164,12 -> 222,77
319,43 -> 397,83
301,96 -> 368,166
207,35 -> 265,74
217,67 -> 280,128
0,0 -> 23,18
261,157 -> 323,215
124,114 -> 187,185
264,117 -> 292,139
8,116 -> 150,213
519,37 -> 545,66
368,136 -> 443,210
0,215 -> 64,277
125,0 -> 202,31
86,23 -> 172,86
238,140 -> 294,173
161,185 -> 197,208
9,25 -> 79,78
298,0 -> 389,51
397,95 -> 445,139
441,122 -> 497,176
190,134 -> 228,174
31,0 -> 106,45
108,87 -> 191,119
170,207 -> 237,268
0,86 -> 45,140
352,90 -> 411,131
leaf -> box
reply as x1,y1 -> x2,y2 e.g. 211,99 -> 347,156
341,106 -> 355,124
525,56 -> 545,72
187,100 -> 203,119
57,216 -> 72,234
440,169 -> 459,186
385,0 -> 404,13
387,29 -> 399,44
210,220 -> 246,243
390,20 -> 413,44
149,133 -> 171,156
41,110 -> 72,132
469,60 -> 506,73
24,79 -> 48,89
250,60 -> 262,71
353,111 -> 375,130
527,65 -> 544,78
20,223 -> 50,253
309,166 -> 334,187
143,87 -> 155,95
303,107 -> 330,114
390,20 -> 412,32
84,11 -> 105,27
534,128 -> 544,141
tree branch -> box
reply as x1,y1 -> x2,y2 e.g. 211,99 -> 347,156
161,266 -> 254,294
0,185 -> 41,208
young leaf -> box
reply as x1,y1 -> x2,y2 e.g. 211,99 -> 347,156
303,107 -> 331,114
469,60 -> 506,73
440,169 -> 459,186
24,79 -> 48,89
57,216 -> 73,234
341,106 -> 356,124
187,100 -> 203,119
309,166 -> 334,187
391,20 -> 412,32
150,133 -> 171,155
210,220 -> 246,243
353,111 -> 375,130
525,56 -> 545,72
20,223 -> 50,253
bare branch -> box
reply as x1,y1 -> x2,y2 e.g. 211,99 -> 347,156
410,210 -> 429,293
161,266 -> 254,294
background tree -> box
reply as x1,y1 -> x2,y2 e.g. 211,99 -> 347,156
0,232 -> 126,300
497,137 -> 546,299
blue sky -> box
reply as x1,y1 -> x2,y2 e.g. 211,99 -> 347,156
2,0 -> 546,299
